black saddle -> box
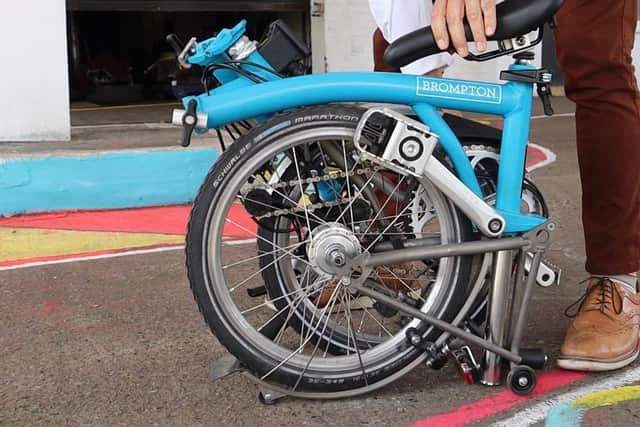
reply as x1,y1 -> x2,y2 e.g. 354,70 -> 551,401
384,0 -> 564,68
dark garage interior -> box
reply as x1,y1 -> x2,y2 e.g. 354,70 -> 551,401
66,1 -> 310,105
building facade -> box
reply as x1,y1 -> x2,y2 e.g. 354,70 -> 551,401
1,0 -> 639,141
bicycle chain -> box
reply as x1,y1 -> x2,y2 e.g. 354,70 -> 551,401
246,166 -> 381,219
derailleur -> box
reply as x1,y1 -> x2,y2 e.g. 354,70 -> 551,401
406,328 -> 481,385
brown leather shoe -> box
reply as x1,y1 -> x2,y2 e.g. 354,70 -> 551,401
558,278 -> 640,371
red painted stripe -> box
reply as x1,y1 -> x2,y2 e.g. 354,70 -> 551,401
0,204 -> 257,238
0,243 -> 184,268
526,145 -> 547,169
412,369 -> 589,427
0,205 -> 191,234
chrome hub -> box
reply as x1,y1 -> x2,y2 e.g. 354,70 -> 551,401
307,223 -> 362,278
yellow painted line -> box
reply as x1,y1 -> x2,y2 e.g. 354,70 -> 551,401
0,227 -> 183,262
571,385 -> 640,408
71,102 -> 180,112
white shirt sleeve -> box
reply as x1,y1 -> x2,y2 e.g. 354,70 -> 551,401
368,0 -> 453,75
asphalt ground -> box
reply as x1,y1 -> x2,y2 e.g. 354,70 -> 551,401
2,98 -> 640,426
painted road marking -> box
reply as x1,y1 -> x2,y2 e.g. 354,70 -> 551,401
527,143 -> 557,172
411,369 -> 588,427
0,236 -> 257,271
0,205 -> 192,234
531,112 -> 576,120
0,227 -> 184,266
546,385 -> 640,426
492,365 -> 640,427
0,204 -> 256,237
0,245 -> 184,271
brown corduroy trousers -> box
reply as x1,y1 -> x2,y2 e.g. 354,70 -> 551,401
555,0 -> 640,274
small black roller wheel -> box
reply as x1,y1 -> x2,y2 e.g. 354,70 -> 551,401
507,365 -> 537,395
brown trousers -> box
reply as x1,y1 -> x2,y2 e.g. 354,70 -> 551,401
373,28 -> 400,72
555,0 -> 640,274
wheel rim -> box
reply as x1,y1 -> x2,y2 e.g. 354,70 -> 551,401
201,126 -> 465,387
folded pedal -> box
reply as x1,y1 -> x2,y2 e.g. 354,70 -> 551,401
354,108 -> 439,177
354,108 -> 506,238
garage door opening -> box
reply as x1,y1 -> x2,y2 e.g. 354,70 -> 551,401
67,1 -> 310,126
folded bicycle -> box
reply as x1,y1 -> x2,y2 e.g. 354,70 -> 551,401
168,0 -> 565,401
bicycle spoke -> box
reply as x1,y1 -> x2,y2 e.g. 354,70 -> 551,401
240,266 -> 313,315
290,285 -> 345,391
264,272 -> 323,340
248,174 -> 330,227
261,283 -> 341,381
291,148 -> 315,239
376,266 -> 428,305
345,289 -> 368,386
364,201 -> 414,252
341,140 -> 357,232
333,172 -> 378,224
322,305 -> 348,358
360,175 -> 406,237
223,240 -> 307,270
237,194 -> 320,225
224,217 -> 312,269
228,240 -> 307,292
360,304 -> 394,337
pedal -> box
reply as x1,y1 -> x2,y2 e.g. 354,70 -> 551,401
451,346 -> 481,385
525,253 -> 561,287
354,108 -> 439,177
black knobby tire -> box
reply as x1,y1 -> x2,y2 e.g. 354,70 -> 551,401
186,105 -> 475,394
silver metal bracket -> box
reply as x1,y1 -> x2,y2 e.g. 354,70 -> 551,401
209,354 -> 243,381
353,108 -> 506,238
500,34 -> 534,53
258,388 -> 288,405
524,221 -> 556,253
354,107 -> 439,178
178,37 -> 197,69
526,254 -> 562,287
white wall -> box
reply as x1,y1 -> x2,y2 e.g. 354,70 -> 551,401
323,0 -> 376,72
0,1 -> 70,141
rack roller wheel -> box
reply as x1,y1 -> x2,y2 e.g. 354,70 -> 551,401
507,365 -> 537,395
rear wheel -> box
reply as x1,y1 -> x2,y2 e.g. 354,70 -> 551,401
186,106 -> 473,396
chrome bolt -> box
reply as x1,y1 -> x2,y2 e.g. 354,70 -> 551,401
518,377 -> 529,387
489,219 -> 503,233
403,141 -> 420,157
410,334 -> 422,345
331,250 -> 346,267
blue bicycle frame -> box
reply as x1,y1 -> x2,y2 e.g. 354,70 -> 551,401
180,30 -> 543,234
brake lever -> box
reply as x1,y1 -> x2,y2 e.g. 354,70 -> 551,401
465,26 -> 544,63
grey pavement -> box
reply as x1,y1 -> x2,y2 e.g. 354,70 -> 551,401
2,97 -> 640,426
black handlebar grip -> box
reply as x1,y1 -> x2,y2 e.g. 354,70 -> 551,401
166,34 -> 185,55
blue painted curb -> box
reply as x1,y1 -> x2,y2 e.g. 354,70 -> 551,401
0,148 -> 218,216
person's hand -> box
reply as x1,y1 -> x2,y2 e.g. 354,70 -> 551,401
432,0 -> 496,57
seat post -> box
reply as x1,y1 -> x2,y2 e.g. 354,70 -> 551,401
481,250 -> 515,385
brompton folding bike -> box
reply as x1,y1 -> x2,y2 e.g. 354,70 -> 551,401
168,0 -> 565,402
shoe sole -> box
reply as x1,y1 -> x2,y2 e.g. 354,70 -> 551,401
557,347 -> 639,372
